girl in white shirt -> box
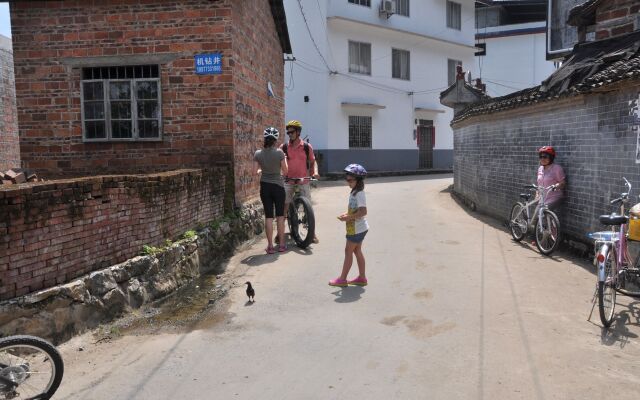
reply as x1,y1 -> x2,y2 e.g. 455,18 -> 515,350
329,164 -> 369,287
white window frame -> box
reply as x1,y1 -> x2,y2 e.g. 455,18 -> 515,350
81,70 -> 162,142
396,0 -> 410,17
348,0 -> 371,7
348,115 -> 372,149
392,48 -> 410,81
446,1 -> 462,30
348,41 -> 372,76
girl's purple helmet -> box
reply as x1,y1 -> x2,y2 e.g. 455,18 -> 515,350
344,163 -> 367,177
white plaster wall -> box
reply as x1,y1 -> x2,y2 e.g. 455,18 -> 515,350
284,0 -> 475,152
473,22 -> 557,97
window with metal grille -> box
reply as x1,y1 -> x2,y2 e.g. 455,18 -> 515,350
447,59 -> 462,86
348,116 -> 372,149
447,1 -> 462,30
396,0 -> 410,16
348,0 -> 370,6
348,41 -> 371,75
81,65 -> 161,141
392,48 -> 410,80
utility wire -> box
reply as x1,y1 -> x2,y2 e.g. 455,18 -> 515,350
297,0 -> 333,72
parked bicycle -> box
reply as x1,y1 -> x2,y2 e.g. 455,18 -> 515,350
0,335 -> 64,400
509,183 -> 562,255
589,177 -> 640,327
284,176 -> 316,249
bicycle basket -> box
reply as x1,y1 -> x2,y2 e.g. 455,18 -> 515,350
629,203 -> 640,241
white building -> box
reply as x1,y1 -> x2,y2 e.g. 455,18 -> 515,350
473,0 -> 557,97
284,0 -> 476,173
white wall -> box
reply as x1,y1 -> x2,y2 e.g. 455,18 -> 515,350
284,0 -> 475,153
472,22 -> 557,97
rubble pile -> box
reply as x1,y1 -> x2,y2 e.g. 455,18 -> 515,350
0,168 -> 41,186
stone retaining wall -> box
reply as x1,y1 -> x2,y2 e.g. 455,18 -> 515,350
0,202 -> 263,344
0,168 -> 231,300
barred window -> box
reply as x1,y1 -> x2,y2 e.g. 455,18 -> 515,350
349,41 -> 371,75
349,116 -> 372,149
396,0 -> 410,16
392,48 -> 410,80
447,1 -> 462,30
81,65 -> 161,141
348,0 -> 370,6
448,59 -> 462,86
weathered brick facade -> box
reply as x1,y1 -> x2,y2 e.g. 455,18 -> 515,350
0,35 -> 20,171
595,0 -> 639,39
452,83 -> 640,242
0,169 -> 228,300
10,0 -> 287,203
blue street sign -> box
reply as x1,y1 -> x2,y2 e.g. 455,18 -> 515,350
194,53 -> 222,75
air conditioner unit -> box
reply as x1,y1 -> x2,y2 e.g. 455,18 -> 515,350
379,0 -> 395,18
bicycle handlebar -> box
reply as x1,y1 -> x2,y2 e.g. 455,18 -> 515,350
284,176 -> 318,183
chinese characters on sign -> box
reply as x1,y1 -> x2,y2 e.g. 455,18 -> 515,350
194,53 -> 222,75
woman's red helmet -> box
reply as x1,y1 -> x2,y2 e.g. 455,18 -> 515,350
538,146 -> 556,158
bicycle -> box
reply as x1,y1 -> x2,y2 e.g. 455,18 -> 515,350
284,176 -> 316,249
589,177 -> 640,327
0,335 -> 64,400
509,183 -> 562,255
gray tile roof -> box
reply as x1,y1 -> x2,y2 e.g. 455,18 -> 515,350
451,30 -> 640,124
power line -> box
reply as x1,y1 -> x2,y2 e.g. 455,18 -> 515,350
297,0 -> 333,73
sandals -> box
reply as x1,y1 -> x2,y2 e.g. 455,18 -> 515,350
265,246 -> 275,254
348,276 -> 368,286
328,278 -> 348,287
278,245 -> 287,253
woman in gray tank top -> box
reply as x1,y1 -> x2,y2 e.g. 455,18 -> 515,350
254,127 -> 288,253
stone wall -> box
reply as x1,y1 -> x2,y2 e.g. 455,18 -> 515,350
0,168 -> 230,300
0,203 -> 264,344
451,83 -> 640,242
0,35 -> 20,171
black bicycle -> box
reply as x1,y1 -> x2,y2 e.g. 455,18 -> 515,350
285,177 -> 316,249
0,335 -> 64,400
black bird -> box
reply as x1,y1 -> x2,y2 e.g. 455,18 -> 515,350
245,281 -> 255,303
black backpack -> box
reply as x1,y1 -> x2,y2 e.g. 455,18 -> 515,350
282,141 -> 311,171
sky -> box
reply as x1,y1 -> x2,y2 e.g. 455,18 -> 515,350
0,3 -> 10,38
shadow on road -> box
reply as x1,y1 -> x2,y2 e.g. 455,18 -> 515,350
241,253 -> 281,267
331,286 -> 365,303
599,300 -> 640,347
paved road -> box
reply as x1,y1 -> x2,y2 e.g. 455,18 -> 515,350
56,175 -> 640,399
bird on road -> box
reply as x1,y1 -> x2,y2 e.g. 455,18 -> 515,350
245,281 -> 255,303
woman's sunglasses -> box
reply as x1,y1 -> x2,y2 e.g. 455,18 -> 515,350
539,154 -> 551,159
345,177 -> 355,182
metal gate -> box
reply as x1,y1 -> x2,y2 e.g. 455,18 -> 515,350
417,125 -> 434,169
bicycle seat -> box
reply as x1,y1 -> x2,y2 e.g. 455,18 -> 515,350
599,214 -> 629,226
519,193 -> 532,201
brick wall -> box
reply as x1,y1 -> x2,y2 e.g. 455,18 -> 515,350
0,168 -> 229,300
595,0 -> 640,39
10,0 -> 236,176
231,0 -> 286,202
452,83 -> 640,242
0,35 -> 20,171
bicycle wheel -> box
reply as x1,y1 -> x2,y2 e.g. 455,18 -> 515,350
509,202 -> 528,242
598,248 -> 617,327
0,335 -> 64,400
287,196 -> 315,249
535,209 -> 561,255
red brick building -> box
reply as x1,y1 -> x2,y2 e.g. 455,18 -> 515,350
0,34 -> 20,171
9,0 -> 291,202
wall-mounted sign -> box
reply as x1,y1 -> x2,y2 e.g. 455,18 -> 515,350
194,53 -> 222,75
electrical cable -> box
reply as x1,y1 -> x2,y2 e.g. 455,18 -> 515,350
297,0 -> 333,72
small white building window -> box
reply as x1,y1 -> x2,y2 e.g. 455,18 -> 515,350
446,1 -> 462,30
349,41 -> 371,75
81,65 -> 161,141
447,59 -> 462,86
348,0 -> 370,6
396,0 -> 410,16
349,116 -> 372,149
392,48 -> 410,80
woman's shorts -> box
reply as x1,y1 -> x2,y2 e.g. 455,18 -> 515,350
260,182 -> 285,218
346,230 -> 368,243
